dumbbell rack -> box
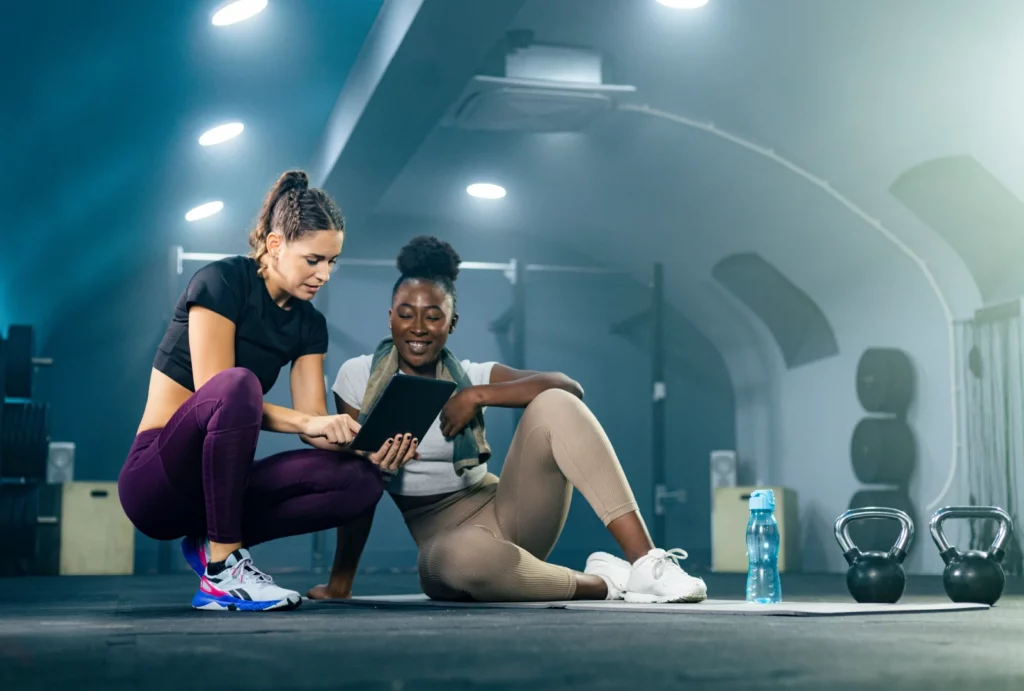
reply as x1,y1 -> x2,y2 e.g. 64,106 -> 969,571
0,325 -> 60,577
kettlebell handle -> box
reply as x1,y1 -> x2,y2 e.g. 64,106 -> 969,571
834,507 -> 915,564
928,506 -> 1014,562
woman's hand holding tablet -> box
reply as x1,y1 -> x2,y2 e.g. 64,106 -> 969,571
365,433 -> 420,473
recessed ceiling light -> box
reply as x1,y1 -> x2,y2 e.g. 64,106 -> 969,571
656,0 -> 708,8
467,183 -> 506,200
212,0 -> 268,27
185,201 -> 224,222
199,122 -> 244,146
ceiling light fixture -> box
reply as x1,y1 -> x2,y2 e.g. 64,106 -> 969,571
185,201 -> 224,222
466,183 -> 506,200
656,0 -> 709,8
212,0 -> 268,27
199,122 -> 245,146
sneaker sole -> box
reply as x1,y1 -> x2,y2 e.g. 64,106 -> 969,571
191,592 -> 302,612
624,591 -> 708,604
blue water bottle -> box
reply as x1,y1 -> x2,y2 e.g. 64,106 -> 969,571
745,489 -> 782,604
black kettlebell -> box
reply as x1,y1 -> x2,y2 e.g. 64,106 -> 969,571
929,506 -> 1013,606
834,507 -> 915,603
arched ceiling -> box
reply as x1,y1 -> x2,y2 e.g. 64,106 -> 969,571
320,0 -> 1024,344
369,110 -> 947,359
10,0 -> 1024,356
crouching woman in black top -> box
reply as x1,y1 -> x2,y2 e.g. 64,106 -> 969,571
118,171 -> 414,611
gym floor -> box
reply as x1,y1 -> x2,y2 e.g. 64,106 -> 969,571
2,571 -> 1022,691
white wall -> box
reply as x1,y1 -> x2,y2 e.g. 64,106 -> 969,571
766,254 -> 976,575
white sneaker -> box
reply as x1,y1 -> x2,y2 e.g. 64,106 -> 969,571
192,549 -> 302,612
624,548 -> 708,604
584,551 -> 632,600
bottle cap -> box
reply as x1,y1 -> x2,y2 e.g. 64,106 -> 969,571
749,489 -> 775,511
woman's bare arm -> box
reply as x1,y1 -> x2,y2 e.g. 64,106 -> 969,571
472,364 -> 583,408
289,353 -> 354,451
438,364 -> 583,438
188,306 -> 237,389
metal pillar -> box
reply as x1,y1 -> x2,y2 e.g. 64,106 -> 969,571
512,259 -> 527,371
484,258 -> 531,368
511,259 -> 528,425
650,263 -> 667,547
607,263 -> 681,545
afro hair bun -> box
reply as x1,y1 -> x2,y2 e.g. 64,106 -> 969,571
396,235 -> 461,282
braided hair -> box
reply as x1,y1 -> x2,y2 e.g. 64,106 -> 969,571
393,236 -> 461,308
249,170 -> 345,278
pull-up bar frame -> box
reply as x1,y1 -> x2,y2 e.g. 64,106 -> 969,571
164,246 -> 677,572
173,247 -> 628,282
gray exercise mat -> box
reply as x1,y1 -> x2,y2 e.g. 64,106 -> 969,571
563,599 -> 990,616
321,594 -> 990,616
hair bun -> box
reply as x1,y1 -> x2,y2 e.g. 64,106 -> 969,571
276,170 -> 309,194
397,235 -> 461,282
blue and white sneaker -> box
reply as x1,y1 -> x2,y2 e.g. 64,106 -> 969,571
181,536 -> 209,577
192,548 -> 302,612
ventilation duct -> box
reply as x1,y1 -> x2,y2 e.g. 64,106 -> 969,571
442,40 -> 636,133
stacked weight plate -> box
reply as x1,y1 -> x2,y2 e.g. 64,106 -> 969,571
0,482 -> 62,577
0,402 -> 50,480
0,324 -> 57,576
849,348 -> 918,553
0,325 -> 52,480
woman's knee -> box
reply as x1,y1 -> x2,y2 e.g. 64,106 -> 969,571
528,388 -> 584,414
342,459 -> 385,515
521,388 -> 588,428
419,526 -> 513,599
204,368 -> 263,424
206,367 -> 261,398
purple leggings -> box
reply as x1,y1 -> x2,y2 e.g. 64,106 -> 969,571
118,367 -> 384,545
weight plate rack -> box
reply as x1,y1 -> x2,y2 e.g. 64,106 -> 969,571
849,347 -> 917,553
0,325 -> 57,577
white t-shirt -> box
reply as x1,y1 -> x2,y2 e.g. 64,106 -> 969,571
332,354 -> 497,496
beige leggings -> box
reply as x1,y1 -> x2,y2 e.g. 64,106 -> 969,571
393,388 -> 639,602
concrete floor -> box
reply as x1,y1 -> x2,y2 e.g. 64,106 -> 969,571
2,571 -> 1023,691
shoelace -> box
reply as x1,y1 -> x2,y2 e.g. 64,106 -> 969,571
230,557 -> 274,585
652,548 -> 690,579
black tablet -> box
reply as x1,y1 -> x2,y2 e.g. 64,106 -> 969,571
349,374 -> 458,453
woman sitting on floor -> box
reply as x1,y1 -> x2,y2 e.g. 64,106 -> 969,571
308,235 -> 707,603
